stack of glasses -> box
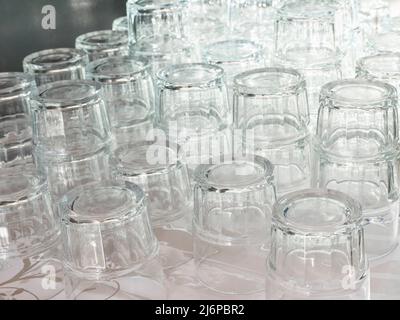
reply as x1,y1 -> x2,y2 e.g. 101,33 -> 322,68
1,0 -> 400,300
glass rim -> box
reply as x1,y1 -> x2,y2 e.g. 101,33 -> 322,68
277,0 -> 337,20
156,63 -> 225,89
86,56 -> 149,83
112,140 -> 184,177
60,180 -> 146,226
23,48 -> 88,73
320,79 -> 397,108
75,30 -> 128,52
357,53 -> 400,79
203,39 -> 263,65
32,80 -> 102,109
194,155 -> 274,193
0,72 -> 35,98
127,0 -> 187,13
273,188 -> 363,235
233,67 -> 306,96
0,170 -> 47,209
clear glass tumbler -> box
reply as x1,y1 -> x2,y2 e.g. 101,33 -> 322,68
60,180 -> 166,300
127,0 -> 188,42
233,68 -> 312,196
266,189 -> 370,300
356,53 -> 400,91
31,80 -> 112,159
314,79 -> 399,259
193,155 -> 276,295
366,31 -> 400,55
112,140 -> 192,270
75,30 -> 129,62
156,63 -> 231,173
86,56 -> 155,147
0,73 -> 36,168
0,166 -> 63,300
23,48 -> 89,87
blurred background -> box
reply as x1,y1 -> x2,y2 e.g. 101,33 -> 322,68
0,0 -> 126,72
0,0 -> 400,72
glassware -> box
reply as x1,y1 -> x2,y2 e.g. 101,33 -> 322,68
274,0 -> 346,124
31,80 -> 112,159
31,80 -> 113,204
0,166 -> 63,300
129,35 -> 198,77
23,48 -> 89,87
59,180 -> 166,300
356,53 -> 400,91
0,73 -> 36,168
266,189 -> 370,300
75,30 -> 129,62
193,155 -> 276,295
126,0 -> 188,43
112,140 -> 192,270
86,56 -> 155,147
202,39 -> 265,88
112,16 -> 128,32
233,68 -> 312,196
156,63 -> 231,173
314,79 -> 399,259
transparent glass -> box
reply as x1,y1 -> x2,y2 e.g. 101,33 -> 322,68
129,35 -> 198,77
60,180 -> 166,300
156,63 -> 231,172
233,68 -> 312,196
23,48 -> 89,87
0,166 -> 63,300
359,0 -> 390,37
127,0 -> 188,42
274,0 -> 355,60
112,140 -> 192,270
266,189 -> 370,300
356,53 -> 400,91
316,79 -> 398,159
315,80 -> 399,259
0,73 -> 35,168
202,39 -> 265,87
75,30 -> 129,62
86,56 -> 155,147
193,155 -> 276,295
31,80 -> 112,159
112,16 -> 128,32
274,0 -> 346,125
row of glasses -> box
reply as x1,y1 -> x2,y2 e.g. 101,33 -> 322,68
0,73 -> 63,300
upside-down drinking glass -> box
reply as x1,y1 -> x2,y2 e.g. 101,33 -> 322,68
23,48 -> 89,87
127,0 -> 188,42
193,155 -> 276,295
86,56 -> 155,147
0,73 -> 36,167
0,166 -> 63,300
60,180 -> 166,300
112,140 -> 192,270
233,68 -> 312,196
314,79 -> 399,259
266,189 -> 370,300
31,80 -> 112,203
356,53 -> 400,91
156,63 -> 231,173
75,30 -> 129,62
